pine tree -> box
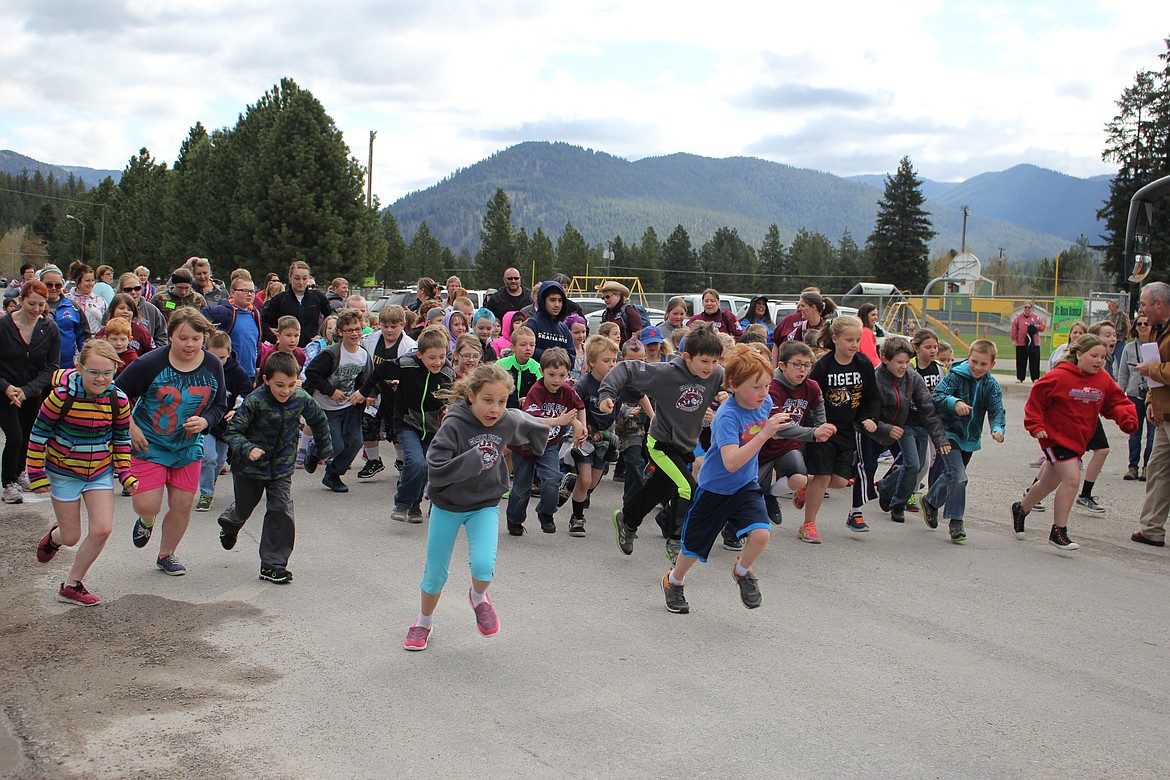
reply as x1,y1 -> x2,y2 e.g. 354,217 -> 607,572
700,227 -> 757,292
160,123 -> 216,263
476,188 -> 517,287
789,229 -> 835,292
866,156 -> 936,293
631,226 -> 665,292
406,221 -> 443,282
379,211 -> 407,287
662,224 -> 700,292
523,227 -> 556,286
555,222 -> 592,279
837,228 -> 864,283
758,224 -> 789,291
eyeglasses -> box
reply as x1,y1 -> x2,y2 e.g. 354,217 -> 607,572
233,288 -> 256,294
122,285 -> 142,292
340,327 -> 363,335
44,281 -> 63,288
81,367 -> 116,379
457,352 -> 482,361
785,361 -> 814,369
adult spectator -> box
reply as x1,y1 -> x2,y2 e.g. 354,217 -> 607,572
598,280 -> 643,345
1106,298 -> 1131,368
187,257 -> 228,306
1132,282 -> 1170,546
408,277 -> 441,313
326,278 -> 350,312
856,302 -> 883,365
19,263 -> 37,284
0,280 -> 59,504
66,261 -> 107,333
445,275 -> 463,305
116,272 -> 168,348
484,267 -> 532,321
94,264 -> 116,304
770,290 -> 835,366
203,276 -> 262,380
685,288 -> 740,338
135,265 -> 156,301
740,295 -> 775,340
151,267 -> 208,322
38,266 -> 88,369
253,273 -> 281,310
1011,301 -> 1046,382
261,260 -> 332,347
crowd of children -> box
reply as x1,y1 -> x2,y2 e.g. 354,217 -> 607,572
13,270 -> 1148,653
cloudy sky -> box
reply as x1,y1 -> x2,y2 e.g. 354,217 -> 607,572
3,1 -> 1168,204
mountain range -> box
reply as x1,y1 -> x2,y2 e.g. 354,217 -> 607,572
391,142 -> 1111,263
0,149 -> 122,188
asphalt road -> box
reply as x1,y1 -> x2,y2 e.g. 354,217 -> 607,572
3,381 -> 1169,779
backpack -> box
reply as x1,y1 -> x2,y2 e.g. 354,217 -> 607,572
618,302 -> 650,337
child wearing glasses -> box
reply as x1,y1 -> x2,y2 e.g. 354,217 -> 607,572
30,340 -> 139,605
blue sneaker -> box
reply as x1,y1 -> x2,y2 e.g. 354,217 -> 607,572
846,515 -> 870,533
156,554 -> 187,576
132,517 -> 154,548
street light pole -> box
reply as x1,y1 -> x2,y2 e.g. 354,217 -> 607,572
65,214 -> 85,262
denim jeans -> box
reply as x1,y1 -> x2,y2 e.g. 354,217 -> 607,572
1129,395 -> 1156,470
199,434 -> 229,497
925,446 -> 972,521
322,406 -> 364,479
878,426 -> 928,508
395,427 -> 428,511
621,444 -> 646,507
506,446 -> 560,525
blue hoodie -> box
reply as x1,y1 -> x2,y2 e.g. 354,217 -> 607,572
931,358 -> 1006,452
529,281 -> 575,364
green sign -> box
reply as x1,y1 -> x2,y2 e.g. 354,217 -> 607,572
1051,297 -> 1084,348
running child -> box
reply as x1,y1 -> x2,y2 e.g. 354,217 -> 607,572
922,339 -> 1007,543
1012,334 -> 1137,550
31,341 -> 138,605
472,308 -> 498,363
491,311 -> 527,358
356,305 -> 416,479
100,317 -> 138,375
495,325 -> 541,408
258,316 -> 307,385
569,335 -> 624,537
195,331 -> 254,512
297,315 -> 336,466
661,345 -> 789,614
566,313 -> 587,379
1074,320 -> 1119,514
404,363 -> 555,651
800,316 -> 879,543
115,308 -> 227,574
218,352 -> 334,583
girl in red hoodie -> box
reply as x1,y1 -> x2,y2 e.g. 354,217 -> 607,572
1012,334 -> 1137,550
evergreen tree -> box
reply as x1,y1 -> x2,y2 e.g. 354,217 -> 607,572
160,123 -> 216,263
631,226 -> 665,292
524,227 -> 556,287
837,228 -> 864,284
866,156 -> 936,293
758,224 -> 789,291
476,188 -> 517,287
662,224 -> 700,292
789,228 -> 835,291
555,222 -> 592,279
699,227 -> 757,292
106,148 -> 170,270
31,203 -> 58,242
379,211 -> 407,287
406,221 -> 443,282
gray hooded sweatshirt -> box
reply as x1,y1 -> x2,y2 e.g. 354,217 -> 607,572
426,399 -> 550,512
598,355 -> 724,454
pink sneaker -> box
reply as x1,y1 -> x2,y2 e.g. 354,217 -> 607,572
470,589 -> 499,637
57,581 -> 101,606
798,522 -> 822,544
404,622 -> 431,651
37,524 -> 61,563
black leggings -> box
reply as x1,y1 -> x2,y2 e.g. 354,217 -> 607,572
0,394 -> 42,485
1016,345 -> 1041,381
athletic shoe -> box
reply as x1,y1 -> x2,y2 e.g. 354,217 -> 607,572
665,539 -> 681,566
303,446 -> 319,474
764,494 -> 783,525
1140,468 -> 1148,482
57,581 -> 100,606
507,523 -> 524,536
1033,500 -> 1047,512
295,448 -> 306,469
259,566 -> 292,584
17,471 -> 31,491
357,458 -> 384,479
1030,455 -> 1044,468
732,559 -> 762,609
408,507 -> 424,524
404,623 -> 431,651
1049,524 -> 1079,551
37,524 -> 61,563
122,486 -> 133,497
2,483 -> 23,504
793,488 -> 807,510
502,490 -> 510,499
470,590 -> 499,636
798,522 -> 821,544
218,518 -> 238,550
722,534 -> 744,552
539,513 -> 556,534
322,474 -> 349,493
948,520 -> 967,544
394,458 -> 405,473
194,494 -> 212,512
661,572 -> 689,614
612,510 -> 634,555
905,494 -> 920,513
132,517 -> 154,548
922,499 -> 939,529
878,489 -> 891,513
558,472 -> 576,507
890,508 -> 905,523
568,516 -> 586,537
391,505 -> 409,523
1011,501 -> 1028,539
156,554 -> 187,576
1125,466 -> 1139,481
846,515 -> 870,532
1076,495 -> 1105,513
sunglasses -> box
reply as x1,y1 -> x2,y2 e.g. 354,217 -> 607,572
504,276 -> 520,281
123,285 -> 143,292
44,281 -> 64,288
1137,321 -> 1151,326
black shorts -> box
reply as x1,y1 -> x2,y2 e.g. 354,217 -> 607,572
1044,445 -> 1082,463
805,438 -> 855,479
1086,419 -> 1108,452
680,484 -> 771,562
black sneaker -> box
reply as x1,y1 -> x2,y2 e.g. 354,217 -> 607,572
732,559 -> 762,609
764,495 -> 782,525
218,518 -> 239,550
322,474 -> 349,493
890,508 -> 906,523
194,494 -> 212,512
259,566 -> 292,584
357,458 -> 384,479
612,510 -> 634,555
303,445 -> 319,474
1049,524 -> 1080,551
949,519 -> 967,544
654,508 -> 671,539
539,513 -> 556,533
394,458 -> 405,473
722,535 -> 744,552
568,516 -> 586,537
922,499 -> 939,530
878,489 -> 891,513
558,472 -> 576,507
1011,501 -> 1028,539
661,572 -> 689,614
507,523 -> 525,536
407,507 -> 424,524
132,517 -> 154,548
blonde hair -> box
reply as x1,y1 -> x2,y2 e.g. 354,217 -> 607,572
438,362 -> 513,404
379,304 -> 406,325
1061,333 -> 1105,366
585,334 -> 619,365
818,314 -> 863,350
511,325 -> 535,344
165,307 -> 216,339
76,338 -> 124,370
318,315 -> 337,343
207,331 -> 233,351
968,338 -> 997,359
277,315 -> 301,333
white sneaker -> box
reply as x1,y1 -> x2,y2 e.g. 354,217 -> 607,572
2,483 -> 23,504
17,470 -> 31,491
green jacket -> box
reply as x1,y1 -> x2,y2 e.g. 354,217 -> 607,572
225,386 -> 332,481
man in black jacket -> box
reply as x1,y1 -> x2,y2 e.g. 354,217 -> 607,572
261,260 -> 332,347
485,267 -> 532,321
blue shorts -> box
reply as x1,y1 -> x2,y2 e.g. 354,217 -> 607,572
49,471 -> 114,502
572,442 -> 609,470
680,484 -> 771,563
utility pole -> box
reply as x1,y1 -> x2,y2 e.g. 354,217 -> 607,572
960,205 -> 969,253
367,131 -> 377,209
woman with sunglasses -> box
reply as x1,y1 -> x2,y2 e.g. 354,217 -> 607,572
116,272 -> 168,348
0,280 -> 60,504
1118,317 -> 1157,481
38,266 -> 89,369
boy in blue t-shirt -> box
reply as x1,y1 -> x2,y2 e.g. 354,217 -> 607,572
662,345 -> 790,614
